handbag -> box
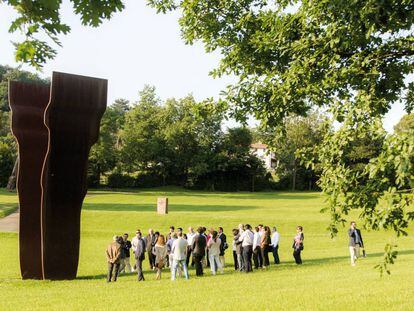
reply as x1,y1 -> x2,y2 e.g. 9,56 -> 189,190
156,259 -> 165,269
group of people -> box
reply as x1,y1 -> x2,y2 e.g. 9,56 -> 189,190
106,221 -> 365,282
231,224 -> 304,273
105,224 -> 305,282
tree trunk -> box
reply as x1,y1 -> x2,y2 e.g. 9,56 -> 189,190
96,164 -> 101,187
7,156 -> 19,191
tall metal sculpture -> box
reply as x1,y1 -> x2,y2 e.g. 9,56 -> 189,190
9,72 -> 107,280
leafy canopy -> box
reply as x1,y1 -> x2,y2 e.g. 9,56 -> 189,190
148,0 -> 414,273
3,0 -> 125,68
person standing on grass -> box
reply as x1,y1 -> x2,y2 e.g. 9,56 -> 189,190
166,226 -> 175,268
119,233 -> 132,273
232,229 -> 239,270
258,224 -> 264,238
201,227 -> 209,268
348,221 -> 364,266
186,227 -> 196,267
292,226 -> 304,264
253,226 -> 263,269
218,227 -> 227,268
133,230 -> 146,281
131,230 -> 140,272
192,227 -> 207,276
167,233 -> 179,273
117,236 -> 126,274
146,229 -> 156,270
271,227 -> 280,264
205,227 -> 213,268
240,224 -> 254,273
261,226 -> 272,269
207,230 -> 224,275
106,236 -> 122,282
154,235 -> 167,280
171,231 -> 189,280
234,228 -> 244,271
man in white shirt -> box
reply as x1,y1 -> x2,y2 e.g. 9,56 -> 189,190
252,226 -> 263,269
131,230 -> 143,272
258,224 -> 264,237
271,226 -> 280,264
239,224 -> 254,272
171,231 -> 189,280
186,227 -> 195,267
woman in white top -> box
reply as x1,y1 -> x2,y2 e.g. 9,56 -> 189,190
154,235 -> 168,280
207,231 -> 224,275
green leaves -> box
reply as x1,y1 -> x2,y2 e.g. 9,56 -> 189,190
71,0 -> 125,27
148,0 -> 414,272
375,243 -> 398,276
4,0 -> 126,68
13,40 -> 57,69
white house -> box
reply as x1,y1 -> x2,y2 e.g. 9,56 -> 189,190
250,143 -> 276,170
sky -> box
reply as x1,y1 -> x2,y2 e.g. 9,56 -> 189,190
0,0 -> 407,132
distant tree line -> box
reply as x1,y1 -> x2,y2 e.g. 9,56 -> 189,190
2,65 -> 410,192
88,85 -> 274,191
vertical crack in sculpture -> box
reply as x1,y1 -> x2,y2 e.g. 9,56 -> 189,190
9,72 -> 107,280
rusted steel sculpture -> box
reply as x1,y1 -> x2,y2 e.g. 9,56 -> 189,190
9,82 -> 50,279
9,72 -> 107,280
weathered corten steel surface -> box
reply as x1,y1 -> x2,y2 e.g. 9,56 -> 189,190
9,72 -> 107,280
42,72 -> 107,279
9,81 -> 50,280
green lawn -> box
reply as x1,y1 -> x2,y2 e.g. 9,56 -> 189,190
0,190 -> 18,218
0,187 -> 413,310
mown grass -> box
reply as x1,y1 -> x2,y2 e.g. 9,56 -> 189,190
0,189 -> 18,218
0,187 -> 413,310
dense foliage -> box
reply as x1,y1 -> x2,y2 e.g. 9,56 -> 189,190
3,0 -> 413,270
148,0 -> 414,272
254,111 -> 329,191
1,65 -> 328,191
89,85 -> 275,191
2,0 -> 125,68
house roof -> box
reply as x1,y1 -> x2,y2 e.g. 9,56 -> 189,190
250,143 -> 268,149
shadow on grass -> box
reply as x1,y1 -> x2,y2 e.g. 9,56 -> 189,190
287,249 -> 414,267
0,189 -> 17,196
0,203 -> 19,218
82,203 -> 259,212
85,187 -> 230,198
77,249 -> 414,280
77,273 -> 108,280
222,193 -> 319,200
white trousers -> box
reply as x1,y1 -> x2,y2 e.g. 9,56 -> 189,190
219,255 -> 225,268
209,254 -> 223,275
349,245 -> 360,265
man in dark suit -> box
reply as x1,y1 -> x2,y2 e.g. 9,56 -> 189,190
218,227 -> 227,268
348,221 -> 364,266
145,229 -> 156,269
134,231 -> 146,281
192,227 -> 207,276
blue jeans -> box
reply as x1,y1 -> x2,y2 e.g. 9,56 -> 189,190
171,259 -> 188,280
